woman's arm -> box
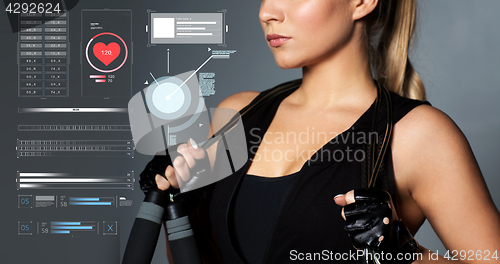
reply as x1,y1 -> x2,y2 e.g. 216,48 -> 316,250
391,104 -> 500,263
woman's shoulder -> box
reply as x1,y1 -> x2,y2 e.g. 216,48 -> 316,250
217,91 -> 261,111
392,101 -> 474,188
393,95 -> 468,163
395,102 -> 462,144
389,92 -> 457,136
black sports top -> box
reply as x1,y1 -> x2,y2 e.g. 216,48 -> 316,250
196,81 -> 431,263
232,172 -> 299,263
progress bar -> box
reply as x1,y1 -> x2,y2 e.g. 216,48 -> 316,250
19,108 -> 128,113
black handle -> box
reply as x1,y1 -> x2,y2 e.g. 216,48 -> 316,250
122,189 -> 167,264
166,216 -> 202,264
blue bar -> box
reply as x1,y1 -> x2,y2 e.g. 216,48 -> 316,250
51,230 -> 70,234
69,198 -> 100,201
51,226 -> 93,230
69,202 -> 111,206
51,222 -> 81,225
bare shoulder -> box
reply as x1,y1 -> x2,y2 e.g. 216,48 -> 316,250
217,91 -> 260,112
394,104 -> 462,139
392,105 -> 500,253
391,104 -> 475,208
391,103 -> 472,185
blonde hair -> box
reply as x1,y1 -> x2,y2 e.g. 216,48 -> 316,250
365,0 -> 426,100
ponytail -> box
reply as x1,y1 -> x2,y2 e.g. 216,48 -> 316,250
365,0 -> 426,100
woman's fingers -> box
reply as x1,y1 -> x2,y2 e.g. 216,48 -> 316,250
173,138 -> 207,185
345,190 -> 355,204
154,165 -> 177,190
334,194 -> 347,206
187,138 -> 206,159
155,174 -> 170,191
165,165 -> 178,189
176,138 -> 206,169
153,138 -> 204,190
173,155 -> 191,182
334,190 -> 355,207
176,143 -> 195,169
335,190 -> 356,220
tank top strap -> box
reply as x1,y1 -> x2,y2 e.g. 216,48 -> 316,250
370,91 -> 431,208
390,91 -> 432,124
361,90 -> 431,189
241,84 -> 300,160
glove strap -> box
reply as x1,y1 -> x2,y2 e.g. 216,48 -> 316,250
394,220 -> 419,263
368,220 -> 419,264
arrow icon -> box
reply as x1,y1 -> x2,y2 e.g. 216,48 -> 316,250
208,47 -> 211,52
144,80 -> 149,85
199,123 -> 203,127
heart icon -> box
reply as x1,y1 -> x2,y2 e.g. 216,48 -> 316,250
93,42 -> 121,66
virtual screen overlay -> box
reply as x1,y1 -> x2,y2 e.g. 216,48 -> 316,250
2,1 -> 240,263
129,70 -> 248,193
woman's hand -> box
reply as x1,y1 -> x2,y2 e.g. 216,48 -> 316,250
334,188 -> 419,262
155,138 -> 206,191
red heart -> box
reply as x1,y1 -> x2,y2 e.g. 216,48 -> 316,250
93,42 -> 120,66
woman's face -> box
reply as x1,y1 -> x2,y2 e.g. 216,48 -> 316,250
259,0 -> 355,69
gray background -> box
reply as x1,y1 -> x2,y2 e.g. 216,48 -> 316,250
0,0 -> 498,263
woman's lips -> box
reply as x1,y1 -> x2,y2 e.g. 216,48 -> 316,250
267,34 -> 291,47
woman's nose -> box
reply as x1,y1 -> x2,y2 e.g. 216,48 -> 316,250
259,0 -> 285,24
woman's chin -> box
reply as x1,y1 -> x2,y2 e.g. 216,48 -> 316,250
274,58 -> 302,69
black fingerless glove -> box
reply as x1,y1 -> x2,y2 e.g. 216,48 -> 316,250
139,153 -> 172,193
140,143 -> 213,192
343,188 -> 419,263
139,151 -> 202,220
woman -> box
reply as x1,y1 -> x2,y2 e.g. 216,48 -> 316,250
154,0 -> 500,263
